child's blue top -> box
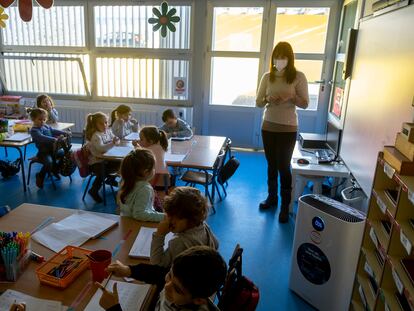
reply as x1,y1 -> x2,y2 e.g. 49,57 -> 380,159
30,125 -> 66,154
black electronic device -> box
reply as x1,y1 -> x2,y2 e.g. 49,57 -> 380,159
299,133 -> 326,149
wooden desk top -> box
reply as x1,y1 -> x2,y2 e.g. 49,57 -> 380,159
102,135 -> 227,170
0,203 -> 157,310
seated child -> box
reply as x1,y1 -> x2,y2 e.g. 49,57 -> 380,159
85,112 -> 120,203
36,94 -> 59,124
118,148 -> 164,222
108,186 -> 218,279
110,104 -> 139,139
133,126 -> 169,187
159,109 -> 192,138
98,246 -> 227,311
29,108 -> 68,188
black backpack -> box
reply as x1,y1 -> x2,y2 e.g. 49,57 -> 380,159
218,156 -> 240,185
0,158 -> 21,179
56,139 -> 76,177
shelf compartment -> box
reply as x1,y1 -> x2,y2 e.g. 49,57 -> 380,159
373,188 -> 397,218
362,247 -> 384,285
357,272 -> 377,310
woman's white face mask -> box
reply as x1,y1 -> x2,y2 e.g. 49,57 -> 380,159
274,59 -> 288,72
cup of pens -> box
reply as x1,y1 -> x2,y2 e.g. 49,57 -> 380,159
89,249 -> 112,283
0,232 -> 31,282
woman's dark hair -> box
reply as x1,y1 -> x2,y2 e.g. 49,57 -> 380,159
269,41 -> 297,84
140,126 -> 168,151
110,104 -> 132,126
118,148 -> 155,204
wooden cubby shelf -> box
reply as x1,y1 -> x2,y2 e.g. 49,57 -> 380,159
351,152 -> 414,311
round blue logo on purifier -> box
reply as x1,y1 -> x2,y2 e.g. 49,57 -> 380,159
312,217 -> 325,231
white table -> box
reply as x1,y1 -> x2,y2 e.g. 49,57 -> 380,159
290,142 -> 350,213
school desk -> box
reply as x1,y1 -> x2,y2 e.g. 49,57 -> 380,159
100,135 -> 227,205
0,122 -> 75,192
0,203 -> 157,310
290,142 -> 350,215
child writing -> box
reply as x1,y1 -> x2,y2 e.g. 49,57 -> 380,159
98,246 -> 227,311
107,186 -> 218,281
36,94 -> 59,124
159,109 -> 193,138
133,126 -> 169,187
85,112 -> 120,203
118,148 -> 165,222
30,108 -> 68,189
110,104 -> 139,140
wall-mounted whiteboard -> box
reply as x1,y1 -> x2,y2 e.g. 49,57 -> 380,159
341,5 -> 414,196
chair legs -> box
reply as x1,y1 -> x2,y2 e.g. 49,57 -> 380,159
27,161 -> 57,190
82,175 -> 93,200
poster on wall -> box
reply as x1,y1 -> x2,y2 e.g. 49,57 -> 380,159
173,77 -> 187,96
332,87 -> 344,119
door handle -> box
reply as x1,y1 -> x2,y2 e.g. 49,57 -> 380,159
313,79 -> 326,84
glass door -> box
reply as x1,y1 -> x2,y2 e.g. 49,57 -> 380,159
203,0 -> 340,148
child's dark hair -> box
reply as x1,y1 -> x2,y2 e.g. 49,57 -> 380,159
29,108 -> 48,120
118,148 -> 155,204
36,94 -> 54,108
172,246 -> 227,299
140,126 -> 168,151
85,112 -> 107,141
111,104 -> 132,126
163,187 -> 208,226
162,109 -> 176,122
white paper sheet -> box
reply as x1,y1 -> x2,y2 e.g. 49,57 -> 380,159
104,146 -> 134,158
84,280 -> 151,311
32,212 -> 119,252
57,212 -> 118,238
4,133 -> 31,142
32,223 -> 91,253
165,153 -> 187,163
123,132 -> 140,141
0,289 -> 62,311
129,227 -> 174,258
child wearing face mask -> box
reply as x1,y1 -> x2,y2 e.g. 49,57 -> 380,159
256,41 -> 309,223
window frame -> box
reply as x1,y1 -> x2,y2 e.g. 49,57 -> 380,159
0,0 -> 195,106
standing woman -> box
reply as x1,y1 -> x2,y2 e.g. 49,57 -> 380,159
256,41 -> 309,223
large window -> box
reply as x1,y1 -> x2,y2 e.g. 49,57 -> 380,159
207,5 -> 331,110
209,7 -> 263,106
0,2 -> 192,103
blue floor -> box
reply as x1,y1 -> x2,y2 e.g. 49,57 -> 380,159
0,142 -> 314,311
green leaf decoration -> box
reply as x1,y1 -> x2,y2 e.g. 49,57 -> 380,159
147,1 -> 181,38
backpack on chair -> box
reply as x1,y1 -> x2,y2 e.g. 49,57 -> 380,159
56,138 -> 77,177
72,144 -> 90,178
217,245 -> 260,311
217,156 -> 240,185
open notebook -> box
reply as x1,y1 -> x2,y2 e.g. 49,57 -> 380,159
124,132 -> 140,141
4,133 -> 31,142
85,280 -> 151,311
0,290 -> 63,311
129,227 -> 174,258
32,212 -> 118,253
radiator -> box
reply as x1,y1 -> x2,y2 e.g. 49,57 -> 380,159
58,107 -> 163,134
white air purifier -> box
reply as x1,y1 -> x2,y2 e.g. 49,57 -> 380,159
289,194 -> 366,311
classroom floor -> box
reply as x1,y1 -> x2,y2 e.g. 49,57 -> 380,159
0,142 -> 315,311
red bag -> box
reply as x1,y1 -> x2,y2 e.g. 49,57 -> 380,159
72,145 -> 90,178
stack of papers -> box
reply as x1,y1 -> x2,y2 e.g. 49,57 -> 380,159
0,290 -> 63,311
103,146 -> 134,158
129,227 -> 174,258
165,153 -> 187,163
85,280 -> 151,311
32,212 -> 118,253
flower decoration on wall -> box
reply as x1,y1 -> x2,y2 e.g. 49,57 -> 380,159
0,0 -> 53,22
0,7 -> 9,28
148,1 -> 180,38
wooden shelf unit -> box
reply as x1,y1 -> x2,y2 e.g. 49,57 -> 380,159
350,153 -> 414,311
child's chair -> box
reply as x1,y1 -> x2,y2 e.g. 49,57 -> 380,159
27,156 -> 57,190
82,169 -> 118,206
180,150 -> 226,213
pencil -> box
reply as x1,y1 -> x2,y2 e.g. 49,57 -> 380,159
102,272 -> 113,289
